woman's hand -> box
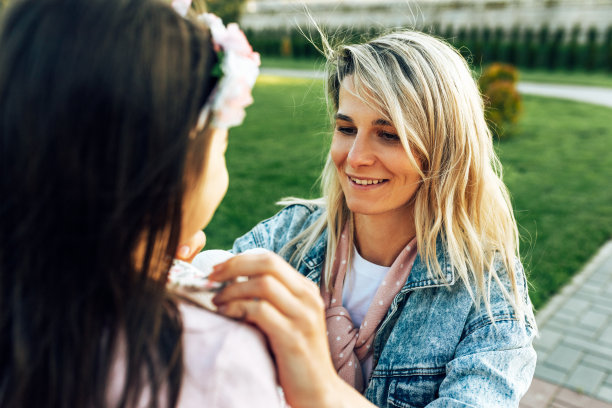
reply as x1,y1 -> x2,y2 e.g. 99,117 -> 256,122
175,230 -> 206,263
209,251 -> 345,408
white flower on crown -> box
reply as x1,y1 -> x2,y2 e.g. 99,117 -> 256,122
171,0 -> 190,17
172,0 -> 260,129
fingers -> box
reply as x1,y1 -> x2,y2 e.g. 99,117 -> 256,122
217,298 -> 289,344
176,230 -> 206,262
210,251 -> 342,407
216,289 -> 339,408
213,274 -> 310,320
211,251 -> 325,335
210,251 -> 320,301
217,297 -> 322,355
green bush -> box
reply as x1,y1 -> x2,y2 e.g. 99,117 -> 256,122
479,63 -> 522,140
206,0 -> 246,23
606,27 -> 612,72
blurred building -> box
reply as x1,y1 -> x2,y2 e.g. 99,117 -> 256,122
242,0 -> 612,41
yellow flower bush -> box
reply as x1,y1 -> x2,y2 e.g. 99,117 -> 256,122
479,63 -> 522,140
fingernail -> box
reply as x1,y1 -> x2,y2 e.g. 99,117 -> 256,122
217,305 -> 227,314
178,245 -> 190,258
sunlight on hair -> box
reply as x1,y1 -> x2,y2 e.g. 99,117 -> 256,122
280,26 -> 535,328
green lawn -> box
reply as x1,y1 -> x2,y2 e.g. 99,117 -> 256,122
517,70 -> 612,88
262,56 -> 612,89
498,96 -> 612,308
206,75 -> 612,311
204,75 -> 330,248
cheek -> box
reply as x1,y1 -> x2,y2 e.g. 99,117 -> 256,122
196,151 -> 228,224
330,136 -> 348,170
220,161 -> 229,194
392,149 -> 422,178
206,154 -> 228,201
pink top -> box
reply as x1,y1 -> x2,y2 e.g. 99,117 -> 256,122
176,303 -> 284,407
107,303 -> 285,407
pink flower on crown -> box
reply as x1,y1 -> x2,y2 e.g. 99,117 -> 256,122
198,13 -> 260,128
172,1 -> 260,129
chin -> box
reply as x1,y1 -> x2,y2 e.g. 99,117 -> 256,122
345,200 -> 383,216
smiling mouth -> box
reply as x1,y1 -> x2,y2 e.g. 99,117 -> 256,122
349,176 -> 388,186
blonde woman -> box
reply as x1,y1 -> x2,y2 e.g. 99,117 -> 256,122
210,30 -> 537,407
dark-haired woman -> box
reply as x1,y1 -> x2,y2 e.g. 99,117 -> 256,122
0,0 -> 283,406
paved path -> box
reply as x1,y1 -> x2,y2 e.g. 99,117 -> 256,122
520,241 -> 612,407
521,377 -> 612,408
262,67 -> 612,406
260,67 -> 612,109
517,82 -> 612,109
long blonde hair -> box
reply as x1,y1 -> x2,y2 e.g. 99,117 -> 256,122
282,30 -> 532,323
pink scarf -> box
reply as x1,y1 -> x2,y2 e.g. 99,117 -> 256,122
321,225 -> 418,392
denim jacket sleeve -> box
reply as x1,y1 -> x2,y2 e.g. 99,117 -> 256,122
367,255 -> 537,408
425,261 -> 537,408
231,203 -> 325,263
430,323 -> 536,407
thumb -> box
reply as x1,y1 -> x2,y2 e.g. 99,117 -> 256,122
176,230 -> 206,262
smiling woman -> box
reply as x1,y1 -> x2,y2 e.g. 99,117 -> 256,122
207,29 -> 537,408
331,77 -> 422,265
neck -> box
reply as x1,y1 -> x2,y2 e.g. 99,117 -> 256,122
353,207 -> 416,267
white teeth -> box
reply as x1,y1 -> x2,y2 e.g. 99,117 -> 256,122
350,177 -> 385,185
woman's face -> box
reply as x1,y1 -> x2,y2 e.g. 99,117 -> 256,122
181,127 -> 229,243
331,76 -> 422,220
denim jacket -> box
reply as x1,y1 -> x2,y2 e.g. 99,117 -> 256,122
232,204 -> 537,408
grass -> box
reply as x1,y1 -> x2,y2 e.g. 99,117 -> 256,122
517,70 -> 612,88
205,75 -> 612,311
261,56 -> 612,88
498,96 -> 612,309
204,75 -> 330,247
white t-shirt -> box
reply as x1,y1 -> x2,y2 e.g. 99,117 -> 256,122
342,246 -> 391,384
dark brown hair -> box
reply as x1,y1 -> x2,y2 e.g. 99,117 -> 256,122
0,0 -> 218,406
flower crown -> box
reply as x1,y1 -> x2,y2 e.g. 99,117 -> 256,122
172,0 -> 260,129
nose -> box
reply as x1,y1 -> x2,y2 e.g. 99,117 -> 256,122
347,133 -> 375,168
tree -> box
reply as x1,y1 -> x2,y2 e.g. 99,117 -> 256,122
163,0 -> 247,24
205,0 -> 247,23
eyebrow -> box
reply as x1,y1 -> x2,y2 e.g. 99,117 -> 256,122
335,113 -> 353,123
373,118 -> 393,127
335,113 -> 393,127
